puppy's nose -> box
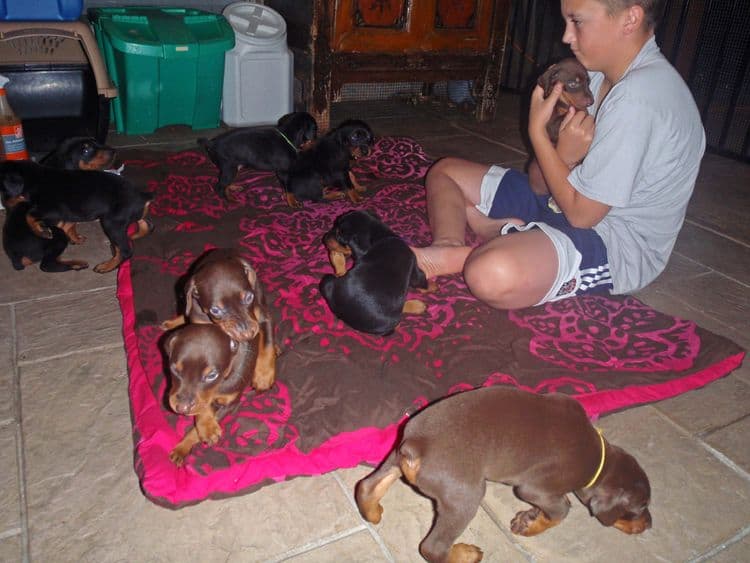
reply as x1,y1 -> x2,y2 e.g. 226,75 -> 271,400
174,397 -> 196,415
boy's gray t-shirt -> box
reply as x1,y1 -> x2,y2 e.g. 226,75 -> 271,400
568,36 -> 706,294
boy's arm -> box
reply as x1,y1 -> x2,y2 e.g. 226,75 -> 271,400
528,84 -> 611,228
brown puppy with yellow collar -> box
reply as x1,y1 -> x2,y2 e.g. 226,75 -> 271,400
356,386 -> 651,562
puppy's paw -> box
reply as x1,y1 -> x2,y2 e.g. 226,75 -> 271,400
447,543 -> 483,563
39,226 -> 54,240
196,418 -> 222,446
225,184 -> 243,202
169,446 -> 189,466
510,507 -> 559,536
67,260 -> 89,271
402,299 -> 426,315
251,367 -> 276,393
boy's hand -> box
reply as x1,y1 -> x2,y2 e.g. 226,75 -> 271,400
528,83 -> 561,139
557,107 -> 595,167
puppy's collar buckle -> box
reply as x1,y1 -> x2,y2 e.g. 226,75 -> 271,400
275,128 -> 299,152
583,428 -> 606,489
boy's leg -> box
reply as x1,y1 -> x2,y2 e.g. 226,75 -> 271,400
463,229 -> 558,309
414,157 -> 516,278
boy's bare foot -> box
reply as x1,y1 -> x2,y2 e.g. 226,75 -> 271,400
410,243 -> 473,279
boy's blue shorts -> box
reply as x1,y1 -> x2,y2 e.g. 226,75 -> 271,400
478,167 -> 613,303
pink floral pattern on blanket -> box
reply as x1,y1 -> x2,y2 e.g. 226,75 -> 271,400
508,295 -> 700,372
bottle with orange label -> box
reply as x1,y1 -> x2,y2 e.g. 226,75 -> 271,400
0,74 -> 29,161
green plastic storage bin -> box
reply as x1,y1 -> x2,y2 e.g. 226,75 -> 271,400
88,7 -> 234,135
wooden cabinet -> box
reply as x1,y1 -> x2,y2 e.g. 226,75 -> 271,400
265,0 -> 511,129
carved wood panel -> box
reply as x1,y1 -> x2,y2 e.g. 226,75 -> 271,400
333,0 -> 494,53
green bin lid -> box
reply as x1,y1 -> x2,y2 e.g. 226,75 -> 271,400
88,7 -> 234,59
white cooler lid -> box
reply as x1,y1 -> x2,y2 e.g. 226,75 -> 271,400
222,2 -> 287,48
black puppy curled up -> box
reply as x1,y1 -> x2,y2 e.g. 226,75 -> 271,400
319,210 -> 430,336
198,112 -> 318,200
284,119 -> 374,208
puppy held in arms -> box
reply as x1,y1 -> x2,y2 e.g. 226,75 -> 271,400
538,57 -> 594,143
357,386 -> 651,563
320,210 -> 435,336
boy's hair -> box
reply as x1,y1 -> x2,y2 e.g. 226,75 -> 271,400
597,0 -> 664,30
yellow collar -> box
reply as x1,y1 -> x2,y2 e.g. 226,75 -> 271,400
583,428 -> 606,489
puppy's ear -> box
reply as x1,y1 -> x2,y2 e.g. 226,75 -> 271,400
185,278 -> 199,317
538,64 -> 560,98
238,258 -> 258,289
163,330 -> 177,356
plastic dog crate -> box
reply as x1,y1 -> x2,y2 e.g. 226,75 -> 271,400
88,7 -> 234,135
0,21 -> 117,152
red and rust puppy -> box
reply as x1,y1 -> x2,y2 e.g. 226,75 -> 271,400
320,210 -> 434,336
164,323 -> 271,466
284,119 -> 374,208
161,248 -> 277,388
0,160 -> 152,273
538,57 -> 594,144
356,387 -> 652,562
198,112 -> 318,201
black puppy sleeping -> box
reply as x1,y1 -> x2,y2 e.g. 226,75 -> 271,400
284,119 -> 374,208
319,210 -> 434,336
199,112 -> 318,201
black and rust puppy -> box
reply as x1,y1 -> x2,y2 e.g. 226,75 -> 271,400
538,57 -> 594,143
164,323 -> 271,466
39,136 -> 117,171
284,119 -> 374,208
198,112 -> 318,200
0,160 -> 152,273
320,210 -> 433,336
2,199 -> 88,272
357,386 -> 652,562
161,248 -> 277,388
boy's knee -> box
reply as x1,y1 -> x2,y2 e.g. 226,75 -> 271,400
464,251 -> 516,306
425,157 -> 462,185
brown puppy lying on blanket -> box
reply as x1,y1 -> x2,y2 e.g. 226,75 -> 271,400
356,386 -> 651,562
164,323 -> 269,465
161,248 -> 277,393
537,57 -> 594,143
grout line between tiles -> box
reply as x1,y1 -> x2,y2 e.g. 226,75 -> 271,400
687,524 -> 750,563
266,524 -> 370,562
653,407 -> 750,483
332,471 -> 396,562
10,306 -> 30,563
479,500 -> 535,561
0,285 -> 116,307
450,123 -> 529,157
684,218 -> 750,250
17,342 -> 125,367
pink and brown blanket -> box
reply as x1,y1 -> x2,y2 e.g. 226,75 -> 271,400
116,137 -> 745,508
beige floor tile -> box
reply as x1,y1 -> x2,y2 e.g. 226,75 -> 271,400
15,287 -> 124,362
0,427 -> 20,534
0,221 -> 117,305
655,369 -> 750,435
417,134 -> 527,165
20,349 -> 363,561
652,251 -> 712,286
285,529 -> 387,563
704,415 -> 750,474
0,535 -> 21,563
674,222 -> 750,286
0,305 -> 14,423
338,466 -> 527,563
481,406 -> 750,562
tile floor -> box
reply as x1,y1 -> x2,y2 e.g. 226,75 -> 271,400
1,94 -> 748,562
